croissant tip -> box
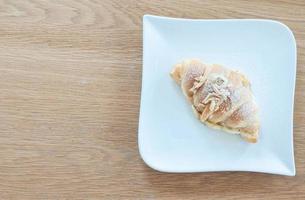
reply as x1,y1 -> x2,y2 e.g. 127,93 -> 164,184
241,133 -> 258,143
170,64 -> 182,83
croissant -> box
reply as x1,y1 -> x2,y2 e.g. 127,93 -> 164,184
170,59 -> 260,143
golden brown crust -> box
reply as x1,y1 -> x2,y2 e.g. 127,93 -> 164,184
170,59 -> 260,143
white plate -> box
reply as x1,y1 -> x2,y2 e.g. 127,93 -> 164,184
138,15 -> 296,176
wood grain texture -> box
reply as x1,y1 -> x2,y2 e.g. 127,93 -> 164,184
0,0 -> 304,199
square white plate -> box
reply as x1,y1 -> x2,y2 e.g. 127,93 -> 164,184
138,15 -> 296,176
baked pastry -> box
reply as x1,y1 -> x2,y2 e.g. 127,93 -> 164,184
170,59 -> 259,143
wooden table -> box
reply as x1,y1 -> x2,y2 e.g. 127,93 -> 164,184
0,0 -> 304,199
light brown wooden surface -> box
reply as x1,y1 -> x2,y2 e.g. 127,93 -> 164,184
0,0 -> 304,199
